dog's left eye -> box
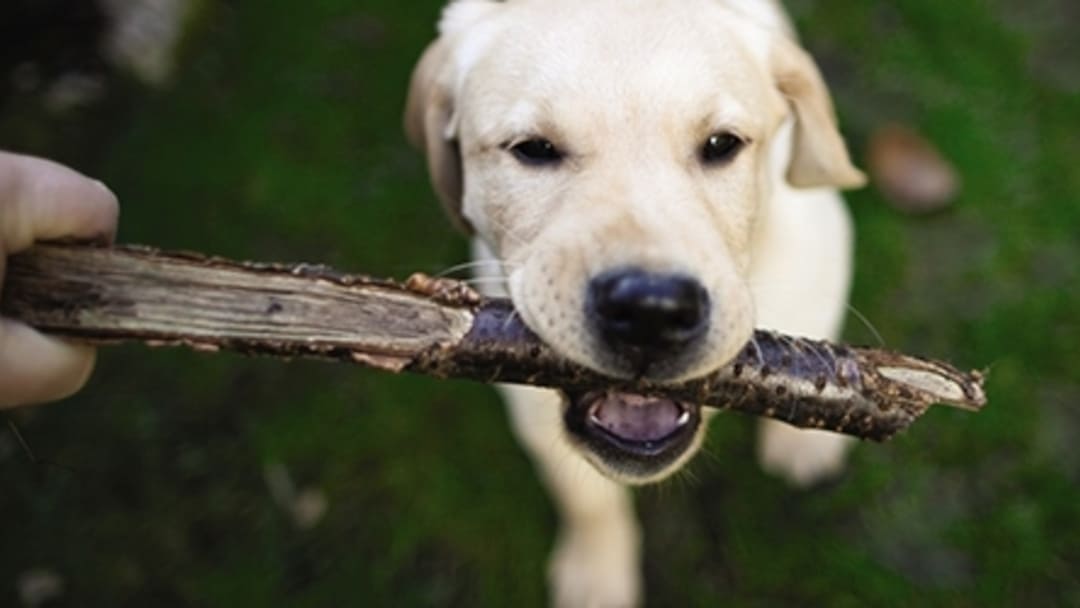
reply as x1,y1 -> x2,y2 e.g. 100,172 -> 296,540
700,132 -> 746,165
510,138 -> 564,166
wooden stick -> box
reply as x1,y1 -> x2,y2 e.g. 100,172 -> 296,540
1,244 -> 986,441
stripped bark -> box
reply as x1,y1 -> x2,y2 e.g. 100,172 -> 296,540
1,244 -> 986,441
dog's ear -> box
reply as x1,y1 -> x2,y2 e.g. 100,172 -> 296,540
404,1 -> 501,234
770,38 -> 866,190
405,39 -> 470,232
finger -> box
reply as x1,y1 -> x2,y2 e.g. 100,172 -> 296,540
0,318 -> 96,408
0,151 -> 119,253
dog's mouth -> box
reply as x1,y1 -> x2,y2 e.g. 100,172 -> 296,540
586,391 -> 692,449
563,390 -> 702,481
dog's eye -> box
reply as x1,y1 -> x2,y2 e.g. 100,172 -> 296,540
700,132 -> 745,165
510,138 -> 564,166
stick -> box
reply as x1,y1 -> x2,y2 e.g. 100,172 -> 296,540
1,244 -> 986,441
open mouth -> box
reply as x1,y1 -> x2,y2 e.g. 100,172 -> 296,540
564,390 -> 702,476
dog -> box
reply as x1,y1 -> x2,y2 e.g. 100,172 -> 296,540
406,1 -> 865,605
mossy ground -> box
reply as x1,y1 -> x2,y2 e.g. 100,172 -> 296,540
2,1 -> 1078,605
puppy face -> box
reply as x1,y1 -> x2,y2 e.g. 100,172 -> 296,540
407,0 -> 863,483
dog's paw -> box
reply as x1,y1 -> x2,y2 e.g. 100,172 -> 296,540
548,523 -> 641,608
757,419 -> 855,488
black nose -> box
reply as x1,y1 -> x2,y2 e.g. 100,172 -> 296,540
586,268 -> 710,354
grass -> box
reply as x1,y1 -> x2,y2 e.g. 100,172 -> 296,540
2,0 -> 1078,605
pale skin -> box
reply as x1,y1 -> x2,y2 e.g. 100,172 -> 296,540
0,151 -> 119,408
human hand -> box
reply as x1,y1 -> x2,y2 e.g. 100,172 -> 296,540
0,152 -> 119,408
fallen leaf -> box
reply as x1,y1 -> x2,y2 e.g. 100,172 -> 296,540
17,569 -> 65,607
867,123 -> 961,213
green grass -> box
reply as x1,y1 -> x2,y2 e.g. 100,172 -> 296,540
2,0 -> 1078,605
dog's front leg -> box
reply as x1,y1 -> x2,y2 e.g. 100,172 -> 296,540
499,384 -> 642,608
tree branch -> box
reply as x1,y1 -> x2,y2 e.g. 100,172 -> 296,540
1,244 -> 986,441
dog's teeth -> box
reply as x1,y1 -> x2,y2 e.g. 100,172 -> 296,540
676,411 -> 691,426
589,413 -> 603,426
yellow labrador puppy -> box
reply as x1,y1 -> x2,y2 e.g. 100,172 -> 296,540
406,0 -> 865,604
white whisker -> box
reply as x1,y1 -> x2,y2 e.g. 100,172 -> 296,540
750,335 -> 765,368
846,304 -> 886,347
483,213 -> 529,248
783,333 -> 836,378
747,280 -> 887,347
434,261 -> 494,278
434,259 -> 517,278
502,308 -> 521,331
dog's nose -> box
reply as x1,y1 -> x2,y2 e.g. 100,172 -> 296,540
587,268 -> 710,354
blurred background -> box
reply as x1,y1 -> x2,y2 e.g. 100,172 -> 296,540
1,0 -> 1077,605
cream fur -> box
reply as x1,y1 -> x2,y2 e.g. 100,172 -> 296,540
407,1 -> 864,604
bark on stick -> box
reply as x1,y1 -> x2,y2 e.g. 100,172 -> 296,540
1,244 -> 986,441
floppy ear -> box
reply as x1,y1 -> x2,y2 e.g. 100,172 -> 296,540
404,1 -> 502,234
404,38 -> 471,233
771,38 -> 867,190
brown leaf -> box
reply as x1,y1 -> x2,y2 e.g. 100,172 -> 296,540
868,123 -> 961,213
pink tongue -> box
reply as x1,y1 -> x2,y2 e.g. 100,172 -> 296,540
591,393 -> 683,442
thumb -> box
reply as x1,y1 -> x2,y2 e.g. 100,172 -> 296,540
0,317 -> 97,408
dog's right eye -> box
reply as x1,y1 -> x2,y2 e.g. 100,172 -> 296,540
509,138 -> 564,166
700,132 -> 746,165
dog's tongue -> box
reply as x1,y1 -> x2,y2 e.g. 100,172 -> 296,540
589,392 -> 686,442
